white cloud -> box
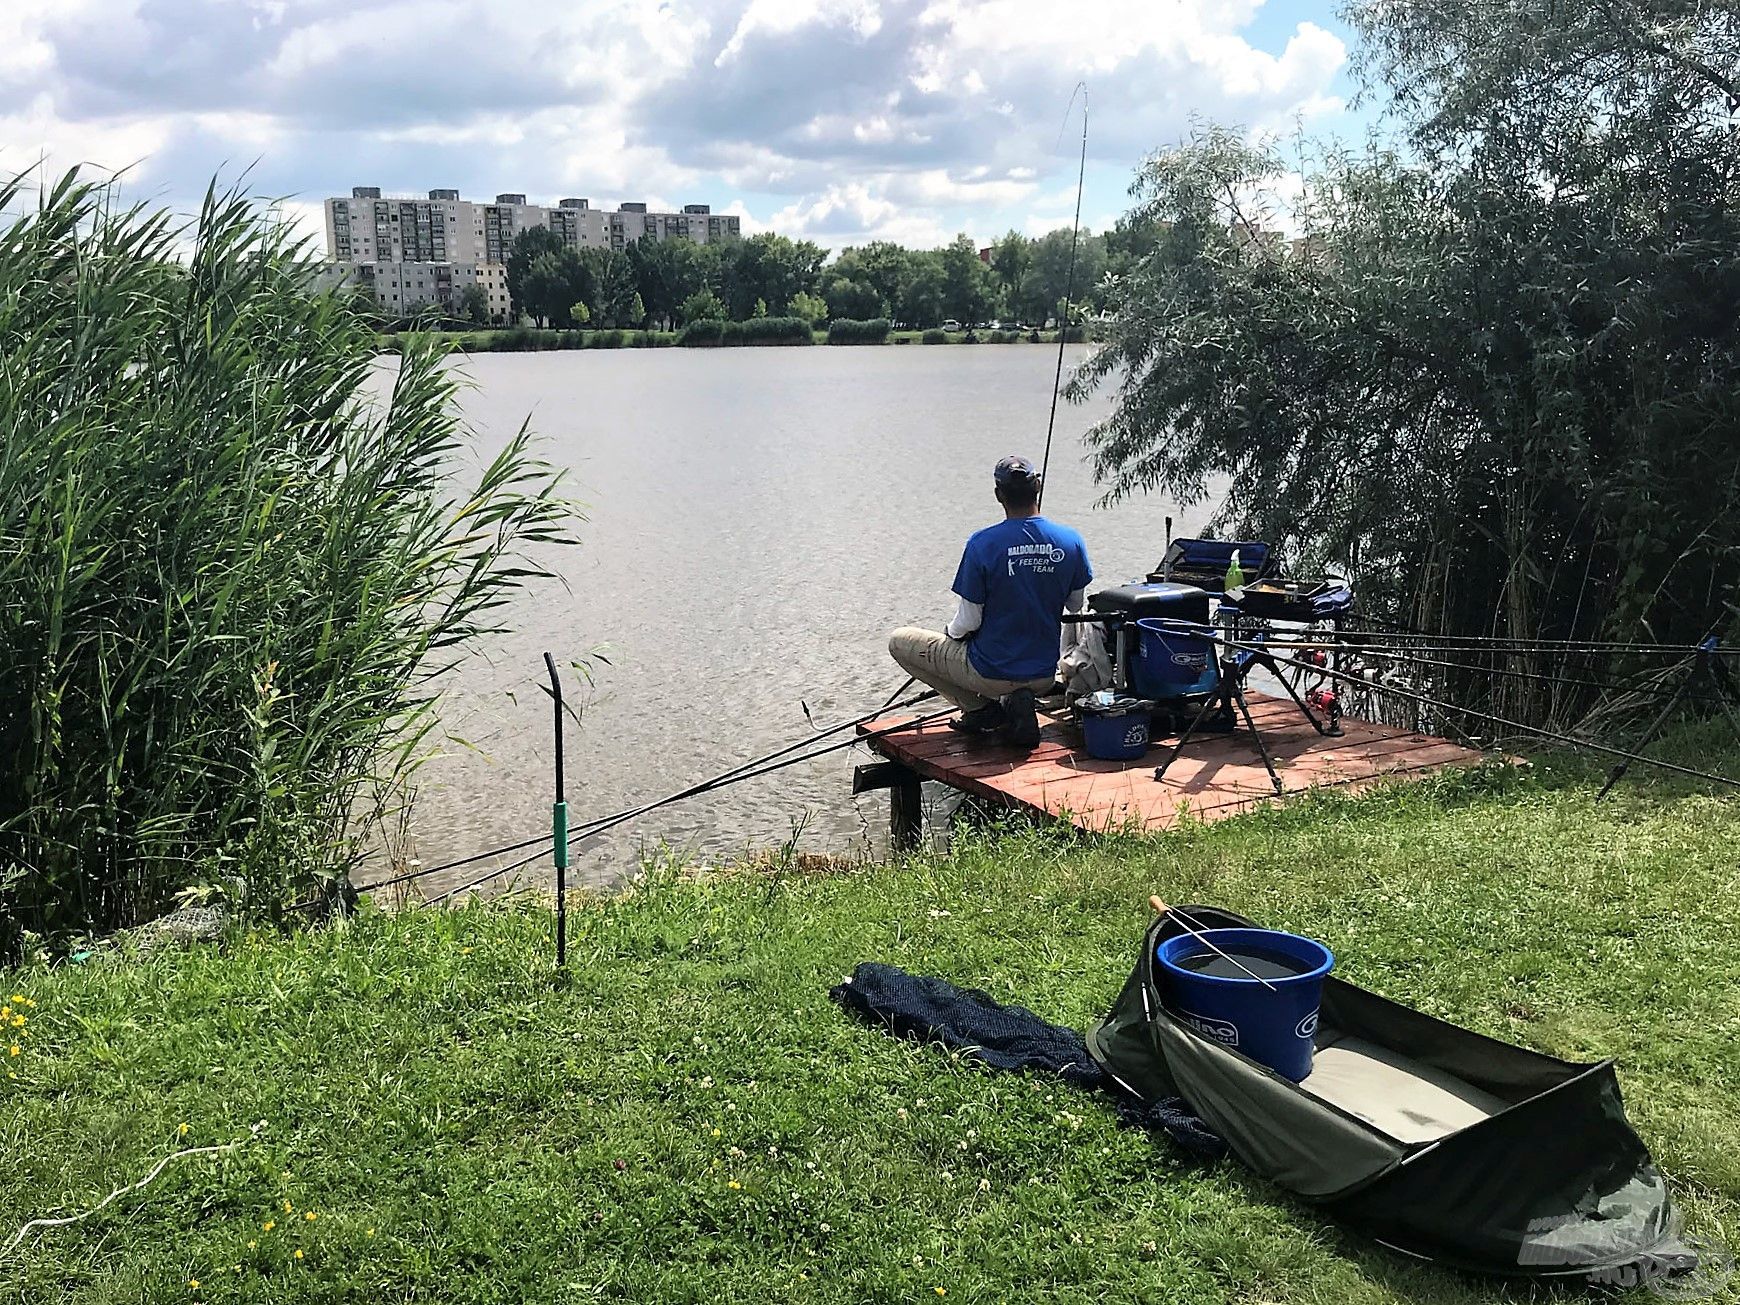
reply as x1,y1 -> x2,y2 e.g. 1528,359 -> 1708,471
772,182 -> 954,247
0,91 -> 170,183
5,0 -> 1351,251
717,0 -> 884,64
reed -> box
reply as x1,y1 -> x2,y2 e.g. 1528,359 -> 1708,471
0,172 -> 577,954
825,317 -> 892,345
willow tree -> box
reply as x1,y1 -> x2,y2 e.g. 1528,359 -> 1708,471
1077,0 -> 1740,657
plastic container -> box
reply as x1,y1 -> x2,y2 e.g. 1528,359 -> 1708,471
1155,927 -> 1334,1081
1130,619 -> 1218,699
1078,695 -> 1153,761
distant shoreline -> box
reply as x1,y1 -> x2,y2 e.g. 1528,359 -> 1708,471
377,326 -> 1090,354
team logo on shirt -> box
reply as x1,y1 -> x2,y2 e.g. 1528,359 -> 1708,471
1006,542 -> 1068,575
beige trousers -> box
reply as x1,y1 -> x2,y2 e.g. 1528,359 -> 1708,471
888,627 -> 1055,712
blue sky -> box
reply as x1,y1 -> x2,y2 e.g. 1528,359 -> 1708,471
1,0 -> 1369,252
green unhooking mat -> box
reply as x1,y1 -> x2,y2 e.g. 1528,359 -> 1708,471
1091,906 -> 1699,1284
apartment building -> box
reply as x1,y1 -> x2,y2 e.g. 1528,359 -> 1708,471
323,187 -> 742,319
327,260 -> 511,320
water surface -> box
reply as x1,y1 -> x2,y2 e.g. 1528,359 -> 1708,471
403,346 -> 1203,894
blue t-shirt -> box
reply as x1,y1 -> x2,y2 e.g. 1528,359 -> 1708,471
952,516 -> 1093,681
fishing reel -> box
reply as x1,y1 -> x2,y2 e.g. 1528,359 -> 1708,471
1305,687 -> 1341,730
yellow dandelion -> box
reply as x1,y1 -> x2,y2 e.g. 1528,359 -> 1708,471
711,1127 -> 720,1137
304,1211 -> 317,1222
189,1279 -> 200,1290
6,995 -> 20,1003
10,1015 -> 22,1028
177,1122 -> 189,1136
247,1240 -> 257,1249
294,1249 -> 304,1260
366,1228 -> 376,1238
727,1180 -> 741,1190
8,1046 -> 18,1057
282,1200 -> 293,1214
934,1289 -> 947,1298
262,1220 -> 275,1232
2,1007 -> 10,1019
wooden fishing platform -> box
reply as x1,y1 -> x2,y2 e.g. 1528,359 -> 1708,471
855,692 -> 1492,843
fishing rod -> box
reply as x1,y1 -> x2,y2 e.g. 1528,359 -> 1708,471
1037,82 -> 1088,513
1254,638 -> 1700,700
1317,644 -> 1705,702
328,688 -> 941,904
430,705 -> 958,903
1222,634 -> 1740,791
1327,628 -> 1733,656
1353,612 -> 1740,653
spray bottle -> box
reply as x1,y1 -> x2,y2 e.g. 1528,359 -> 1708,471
1224,548 -> 1245,593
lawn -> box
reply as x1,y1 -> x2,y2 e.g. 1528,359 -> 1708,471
2,751 -> 1737,1302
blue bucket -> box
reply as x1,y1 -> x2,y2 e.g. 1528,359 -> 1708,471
1156,928 -> 1334,1081
1131,620 -> 1218,699
1079,698 -> 1152,760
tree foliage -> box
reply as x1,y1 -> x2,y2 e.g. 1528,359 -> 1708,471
788,290 -> 829,327
680,287 -> 727,324
821,274 -> 885,322
1078,1 -> 1740,678
505,226 -> 563,321
939,234 -> 992,326
720,234 -> 827,319
457,282 -> 490,325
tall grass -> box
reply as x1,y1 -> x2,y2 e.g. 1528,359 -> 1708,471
0,172 -> 576,954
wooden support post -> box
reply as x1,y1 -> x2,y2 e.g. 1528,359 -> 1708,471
854,760 -> 924,851
889,767 -> 924,852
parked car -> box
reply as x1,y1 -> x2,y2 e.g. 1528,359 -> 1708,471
941,319 -> 962,332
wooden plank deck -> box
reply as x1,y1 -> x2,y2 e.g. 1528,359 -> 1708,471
857,692 -> 1492,833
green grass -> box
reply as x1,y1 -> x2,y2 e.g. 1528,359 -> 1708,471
3,756 -> 1738,1302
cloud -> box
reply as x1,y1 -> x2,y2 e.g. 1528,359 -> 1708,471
770,181 -> 955,247
5,0 -> 1350,250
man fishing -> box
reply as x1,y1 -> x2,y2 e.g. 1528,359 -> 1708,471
889,455 -> 1092,749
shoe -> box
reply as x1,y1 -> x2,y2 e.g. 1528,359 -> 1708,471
948,702 -> 1006,734
1000,688 -> 1041,750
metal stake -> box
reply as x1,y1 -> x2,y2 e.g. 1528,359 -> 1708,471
542,651 -> 568,971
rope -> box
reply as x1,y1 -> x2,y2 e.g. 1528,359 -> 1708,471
4,1127 -> 261,1258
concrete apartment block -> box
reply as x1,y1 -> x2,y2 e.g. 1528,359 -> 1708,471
321,186 -> 744,319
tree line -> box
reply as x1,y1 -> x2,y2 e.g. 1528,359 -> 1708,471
490,225 -> 1132,331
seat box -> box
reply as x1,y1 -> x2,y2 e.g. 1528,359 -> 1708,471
1087,581 -> 1211,625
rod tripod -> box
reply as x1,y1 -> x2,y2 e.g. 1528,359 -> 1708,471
1153,621 -> 1341,796
1597,635 -> 1738,800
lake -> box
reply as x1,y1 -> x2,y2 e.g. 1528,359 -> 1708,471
403,344 -> 1198,895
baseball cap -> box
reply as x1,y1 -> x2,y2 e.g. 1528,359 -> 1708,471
994,454 -> 1041,487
